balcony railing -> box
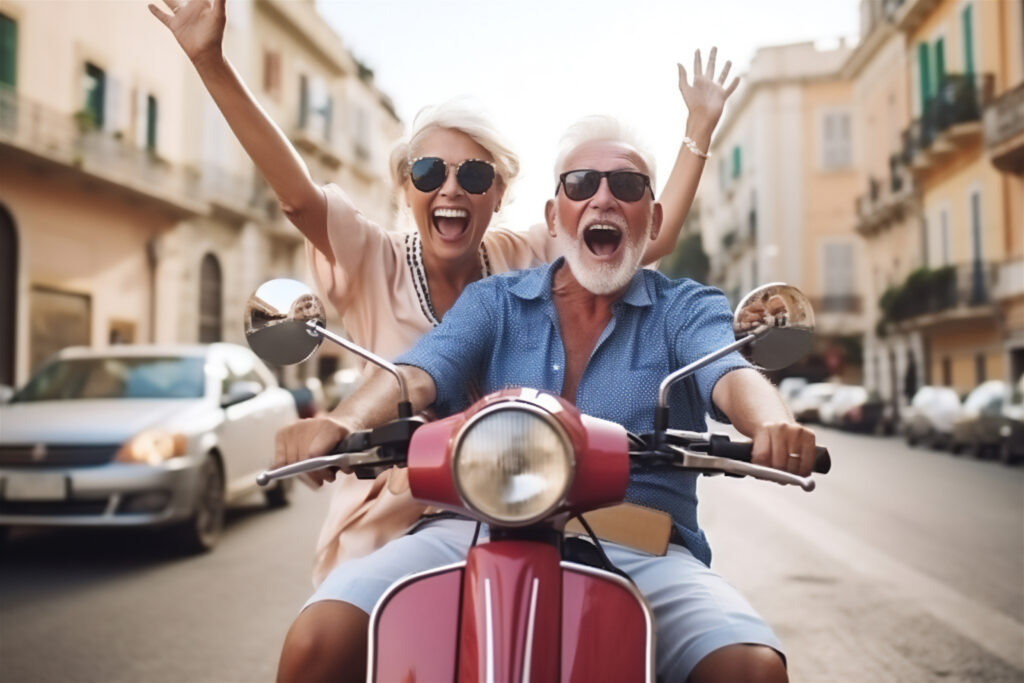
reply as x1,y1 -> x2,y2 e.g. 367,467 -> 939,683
984,82 -> 1024,173
878,262 -> 999,331
814,295 -> 863,314
854,160 -> 915,236
0,85 -> 267,219
903,74 -> 993,167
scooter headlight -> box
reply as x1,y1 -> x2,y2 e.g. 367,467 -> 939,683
452,405 -> 573,526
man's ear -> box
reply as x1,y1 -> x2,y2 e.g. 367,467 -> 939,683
544,199 -> 557,238
649,201 -> 664,242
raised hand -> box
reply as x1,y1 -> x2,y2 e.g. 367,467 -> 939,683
148,0 -> 226,66
677,47 -> 741,127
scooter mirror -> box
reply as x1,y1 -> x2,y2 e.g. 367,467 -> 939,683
244,279 -> 327,365
733,283 -> 815,371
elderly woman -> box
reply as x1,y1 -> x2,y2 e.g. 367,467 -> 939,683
150,0 -> 739,657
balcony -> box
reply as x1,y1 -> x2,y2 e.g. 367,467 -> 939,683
0,85 -> 204,215
984,82 -> 1024,174
878,262 -> 1000,334
902,74 -> 994,171
854,158 -> 916,237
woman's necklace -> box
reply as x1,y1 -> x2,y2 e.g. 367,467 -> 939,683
406,233 -> 492,326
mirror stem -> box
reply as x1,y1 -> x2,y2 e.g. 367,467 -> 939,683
306,321 -> 411,407
654,332 -> 760,434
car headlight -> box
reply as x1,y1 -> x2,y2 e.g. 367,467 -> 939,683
115,430 -> 188,465
452,405 -> 573,526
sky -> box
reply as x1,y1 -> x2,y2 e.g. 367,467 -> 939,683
316,0 -> 861,232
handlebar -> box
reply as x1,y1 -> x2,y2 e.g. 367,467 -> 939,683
706,433 -> 831,474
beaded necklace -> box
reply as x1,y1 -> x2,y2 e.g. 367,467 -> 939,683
406,233 -> 493,326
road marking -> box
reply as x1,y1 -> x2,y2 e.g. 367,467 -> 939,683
744,487 -> 1024,670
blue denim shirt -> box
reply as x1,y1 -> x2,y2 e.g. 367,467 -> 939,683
396,258 -> 748,565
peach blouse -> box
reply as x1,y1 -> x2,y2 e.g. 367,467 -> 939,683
306,184 -> 559,586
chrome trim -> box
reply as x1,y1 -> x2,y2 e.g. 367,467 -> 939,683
365,560 -> 467,683
309,321 -> 410,405
521,577 -> 540,683
560,561 -> 656,683
484,577 -> 495,683
451,398 -> 575,527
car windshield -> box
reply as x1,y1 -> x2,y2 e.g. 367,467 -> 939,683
964,382 -> 1007,411
13,356 -> 206,401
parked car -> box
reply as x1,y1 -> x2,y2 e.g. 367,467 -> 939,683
0,344 -> 298,552
819,385 -> 887,433
950,379 -> 1013,457
777,377 -> 808,404
789,382 -> 840,423
996,376 -> 1024,464
902,385 -> 961,449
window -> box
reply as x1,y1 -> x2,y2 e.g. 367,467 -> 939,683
823,242 -> 856,312
353,106 -> 370,160
198,253 -> 222,343
0,12 -> 15,87
940,209 -> 950,266
29,287 -> 91,373
82,62 -> 106,129
263,49 -> 281,97
975,353 -> 986,384
298,74 -> 309,129
822,111 -> 852,169
731,145 -> 741,178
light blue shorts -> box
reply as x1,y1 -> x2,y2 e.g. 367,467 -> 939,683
306,519 -> 782,681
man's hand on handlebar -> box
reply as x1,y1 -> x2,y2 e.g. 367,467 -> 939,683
273,416 -> 351,487
749,421 -> 817,478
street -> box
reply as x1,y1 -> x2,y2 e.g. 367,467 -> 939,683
1,427 -> 1022,683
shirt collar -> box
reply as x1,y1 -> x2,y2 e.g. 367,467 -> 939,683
509,256 -> 653,308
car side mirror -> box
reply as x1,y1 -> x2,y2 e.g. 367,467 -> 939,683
221,381 -> 262,408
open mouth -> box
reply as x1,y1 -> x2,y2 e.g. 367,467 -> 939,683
432,208 -> 470,241
583,224 -> 622,257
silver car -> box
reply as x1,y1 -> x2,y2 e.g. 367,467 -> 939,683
0,344 -> 298,552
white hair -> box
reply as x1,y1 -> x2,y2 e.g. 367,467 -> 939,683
389,99 -> 520,192
552,115 -> 657,191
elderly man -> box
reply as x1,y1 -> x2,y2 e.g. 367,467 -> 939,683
275,117 -> 817,683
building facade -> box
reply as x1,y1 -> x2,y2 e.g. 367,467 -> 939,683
853,0 -> 1024,405
699,41 -> 865,382
0,0 -> 401,388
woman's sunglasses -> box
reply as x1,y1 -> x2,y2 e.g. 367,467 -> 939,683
410,157 -> 496,194
556,169 -> 653,202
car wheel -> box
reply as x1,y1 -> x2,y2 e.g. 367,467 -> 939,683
170,455 -> 225,554
948,440 -> 962,455
970,441 -> 987,459
263,478 -> 292,509
998,440 -> 1017,465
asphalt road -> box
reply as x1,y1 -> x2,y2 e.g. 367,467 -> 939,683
0,428 -> 1022,682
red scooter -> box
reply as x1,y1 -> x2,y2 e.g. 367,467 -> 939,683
244,279 -> 830,683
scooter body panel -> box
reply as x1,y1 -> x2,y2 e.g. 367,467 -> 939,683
560,562 -> 655,683
369,563 -> 464,683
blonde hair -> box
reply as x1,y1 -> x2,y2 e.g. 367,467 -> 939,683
389,100 -> 520,192
552,115 -> 657,190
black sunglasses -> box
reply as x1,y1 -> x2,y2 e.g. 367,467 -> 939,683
556,169 -> 653,202
410,157 -> 496,195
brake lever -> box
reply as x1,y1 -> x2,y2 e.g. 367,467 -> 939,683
664,444 -> 816,492
257,449 -> 387,486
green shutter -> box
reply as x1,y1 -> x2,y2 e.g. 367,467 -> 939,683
918,42 -> 932,111
146,95 -> 157,150
962,4 -> 974,75
732,146 -> 741,178
934,37 -> 946,88
0,13 -> 16,87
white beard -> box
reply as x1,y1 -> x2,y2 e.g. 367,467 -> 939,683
554,217 -> 650,295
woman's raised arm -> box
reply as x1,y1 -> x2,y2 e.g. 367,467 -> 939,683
644,47 -> 740,265
149,0 -> 329,254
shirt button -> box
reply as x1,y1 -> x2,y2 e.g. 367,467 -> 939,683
553,364 -> 560,371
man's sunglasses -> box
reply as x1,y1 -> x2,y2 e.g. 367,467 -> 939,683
556,169 -> 653,202
410,157 -> 496,194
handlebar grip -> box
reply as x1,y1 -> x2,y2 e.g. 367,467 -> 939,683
707,434 -> 831,474
335,430 -> 371,455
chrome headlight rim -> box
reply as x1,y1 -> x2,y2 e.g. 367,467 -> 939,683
451,399 -> 575,527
